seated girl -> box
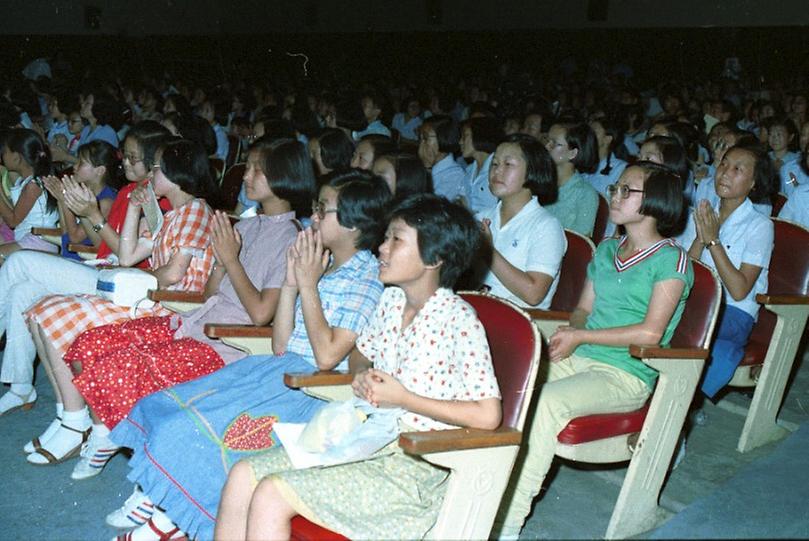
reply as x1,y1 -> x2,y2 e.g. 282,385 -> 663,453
680,142 -> 775,405
104,171 -> 389,540
215,194 -> 500,541
0,128 -> 59,260
24,139 -> 217,466
0,122 -> 170,416
371,150 -> 432,203
478,134 -> 567,310
543,121 -> 600,236
41,140 -> 119,261
493,162 -> 694,538
27,138 -> 315,481
350,133 -> 395,171
418,115 -> 465,202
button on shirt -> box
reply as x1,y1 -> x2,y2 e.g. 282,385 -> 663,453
679,198 -> 773,318
431,153 -> 466,202
463,154 -> 497,213
477,197 -> 567,309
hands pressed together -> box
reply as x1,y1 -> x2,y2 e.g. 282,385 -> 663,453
43,174 -> 99,217
210,211 -> 242,267
284,228 -> 330,289
352,368 -> 409,408
548,325 -> 581,363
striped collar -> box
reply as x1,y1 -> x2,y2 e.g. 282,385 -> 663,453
613,236 -> 675,272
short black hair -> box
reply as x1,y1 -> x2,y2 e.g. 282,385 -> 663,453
253,137 -> 317,217
499,133 -> 558,205
421,115 -> 459,154
462,116 -> 503,154
558,122 -> 599,174
124,120 -> 172,171
325,169 -> 392,251
389,194 -> 480,288
358,134 -> 396,158
379,151 -> 433,201
642,135 -> 690,192
159,139 -> 216,200
632,161 -> 685,237
318,128 -> 354,172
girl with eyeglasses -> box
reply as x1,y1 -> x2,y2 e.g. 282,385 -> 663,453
24,139 -> 216,469
494,163 -> 693,539
0,123 -> 172,418
101,170 -> 389,541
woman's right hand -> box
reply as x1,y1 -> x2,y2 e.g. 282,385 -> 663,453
62,176 -> 99,217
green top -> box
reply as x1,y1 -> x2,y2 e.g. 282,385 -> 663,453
545,172 -> 599,236
575,237 -> 694,388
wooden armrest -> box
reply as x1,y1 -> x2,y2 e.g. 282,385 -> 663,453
68,243 -> 97,254
399,427 -> 522,455
756,293 -> 809,305
284,371 -> 352,388
31,227 -> 62,236
203,323 -> 273,339
148,290 -> 206,303
629,344 -> 710,360
526,309 -> 571,321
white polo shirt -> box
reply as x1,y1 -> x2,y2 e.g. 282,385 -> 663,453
477,197 -> 567,309
679,198 -> 773,318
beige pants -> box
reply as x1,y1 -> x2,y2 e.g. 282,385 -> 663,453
495,353 -> 651,535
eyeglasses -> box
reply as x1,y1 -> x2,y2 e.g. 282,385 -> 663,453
124,154 -> 144,164
312,201 -> 338,219
606,183 -> 645,199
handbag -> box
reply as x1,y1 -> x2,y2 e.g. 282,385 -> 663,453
96,268 -> 158,315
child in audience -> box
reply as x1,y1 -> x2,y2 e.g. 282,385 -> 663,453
460,116 -> 503,213
41,140 -> 119,261
372,151 -> 432,202
309,127 -> 353,176
26,138 -> 314,483
24,139 -> 216,466
544,122 -> 600,236
494,162 -> 693,538
477,133 -> 566,309
104,171 -> 389,541
767,116 -> 799,171
350,134 -> 395,171
0,123 -> 170,417
680,142 -> 775,403
391,96 -> 423,142
585,114 -> 629,197
215,194 -> 500,541
352,93 -> 391,140
419,115 -> 465,202
0,128 -> 58,260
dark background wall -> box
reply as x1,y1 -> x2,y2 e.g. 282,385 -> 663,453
1,0 -> 808,35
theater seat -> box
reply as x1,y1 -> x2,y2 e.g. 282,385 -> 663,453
31,226 -> 63,247
540,260 -> 721,538
592,194 -> 610,245
771,192 -> 788,216
528,229 -> 595,340
283,292 -> 541,540
727,218 -> 809,453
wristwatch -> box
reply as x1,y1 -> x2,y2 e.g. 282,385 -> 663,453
705,239 -> 720,248
92,219 -> 107,233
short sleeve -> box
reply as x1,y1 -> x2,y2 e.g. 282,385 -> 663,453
330,275 -> 384,336
172,201 -> 212,253
653,245 -> 694,289
525,218 -> 565,278
355,289 -> 392,365
740,217 -> 774,269
453,305 -> 500,401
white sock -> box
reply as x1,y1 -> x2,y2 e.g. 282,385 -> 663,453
92,422 -> 111,439
30,408 -> 90,461
10,383 -> 34,396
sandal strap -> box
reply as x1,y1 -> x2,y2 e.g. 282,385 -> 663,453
60,423 -> 91,439
34,446 -> 59,464
8,388 -> 35,402
146,518 -> 185,541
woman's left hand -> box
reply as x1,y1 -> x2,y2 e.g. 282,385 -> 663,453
292,228 -> 330,289
128,184 -> 151,208
358,368 -> 409,408
210,211 -> 241,266
548,326 -> 581,362
696,199 -> 720,244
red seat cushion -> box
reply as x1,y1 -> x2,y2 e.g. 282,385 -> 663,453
290,516 -> 348,541
557,403 -> 650,445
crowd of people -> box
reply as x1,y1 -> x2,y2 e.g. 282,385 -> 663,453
0,50 -> 804,539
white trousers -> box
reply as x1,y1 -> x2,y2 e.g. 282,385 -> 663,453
0,250 -> 98,384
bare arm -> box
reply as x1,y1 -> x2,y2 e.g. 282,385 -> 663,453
0,182 -> 42,227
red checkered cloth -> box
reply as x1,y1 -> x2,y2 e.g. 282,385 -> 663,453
26,198 -> 215,357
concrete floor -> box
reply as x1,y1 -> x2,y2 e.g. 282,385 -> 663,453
0,342 -> 807,540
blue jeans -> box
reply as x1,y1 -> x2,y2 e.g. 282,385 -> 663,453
701,305 -> 755,399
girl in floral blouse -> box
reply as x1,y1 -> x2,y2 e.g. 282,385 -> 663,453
216,194 -> 502,540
